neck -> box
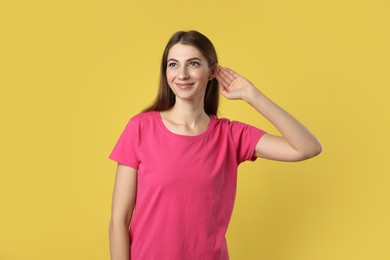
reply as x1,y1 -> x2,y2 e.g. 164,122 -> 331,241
168,98 -> 208,126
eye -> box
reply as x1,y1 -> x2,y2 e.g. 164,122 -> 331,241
189,61 -> 200,67
168,62 -> 177,68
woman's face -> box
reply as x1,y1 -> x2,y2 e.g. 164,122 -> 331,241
166,43 -> 213,102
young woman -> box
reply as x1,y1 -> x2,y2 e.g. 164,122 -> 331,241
108,30 -> 322,260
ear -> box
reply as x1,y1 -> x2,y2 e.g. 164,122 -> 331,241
209,63 -> 219,80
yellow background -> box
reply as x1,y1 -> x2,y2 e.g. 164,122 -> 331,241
1,0 -> 389,259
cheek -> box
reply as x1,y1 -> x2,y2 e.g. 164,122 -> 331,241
166,70 -> 175,82
190,69 -> 208,80
197,70 -> 211,81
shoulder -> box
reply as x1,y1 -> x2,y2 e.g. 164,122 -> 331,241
128,111 -> 158,125
120,111 -> 158,136
130,110 -> 156,121
213,115 -> 231,125
214,115 -> 247,129
214,115 -> 266,136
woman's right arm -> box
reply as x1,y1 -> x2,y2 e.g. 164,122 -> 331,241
109,163 -> 138,260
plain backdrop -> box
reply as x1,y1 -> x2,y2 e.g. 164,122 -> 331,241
0,0 -> 389,259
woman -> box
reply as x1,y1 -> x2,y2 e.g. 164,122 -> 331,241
108,30 -> 322,260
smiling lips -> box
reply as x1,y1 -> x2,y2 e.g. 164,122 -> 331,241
176,83 -> 195,89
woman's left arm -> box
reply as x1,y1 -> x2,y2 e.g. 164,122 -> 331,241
216,66 -> 322,162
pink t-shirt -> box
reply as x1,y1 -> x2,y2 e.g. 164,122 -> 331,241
109,111 -> 266,260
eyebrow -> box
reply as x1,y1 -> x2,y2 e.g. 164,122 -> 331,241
167,57 -> 202,62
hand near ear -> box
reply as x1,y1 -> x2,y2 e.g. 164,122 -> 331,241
208,63 -> 219,81
216,65 -> 322,161
216,66 -> 258,101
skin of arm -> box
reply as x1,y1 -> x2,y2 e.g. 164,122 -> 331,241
216,66 -> 322,162
109,163 -> 138,260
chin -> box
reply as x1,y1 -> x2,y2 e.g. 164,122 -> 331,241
174,93 -> 204,102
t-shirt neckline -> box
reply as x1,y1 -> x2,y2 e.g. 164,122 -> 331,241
154,110 -> 216,140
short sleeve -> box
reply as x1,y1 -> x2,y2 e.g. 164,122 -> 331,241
108,117 -> 140,169
229,120 -> 267,164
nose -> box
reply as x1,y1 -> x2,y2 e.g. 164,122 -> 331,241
178,66 -> 190,80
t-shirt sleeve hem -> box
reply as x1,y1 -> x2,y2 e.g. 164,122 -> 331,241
108,154 -> 139,169
248,131 -> 267,162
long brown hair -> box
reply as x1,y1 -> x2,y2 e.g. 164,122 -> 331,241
142,30 -> 219,115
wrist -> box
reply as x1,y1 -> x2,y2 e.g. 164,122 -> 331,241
242,86 -> 263,104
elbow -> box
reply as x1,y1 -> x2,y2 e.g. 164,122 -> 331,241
316,143 -> 323,155
310,145 -> 322,158
313,140 -> 323,156
291,141 -> 322,162
301,142 -> 322,160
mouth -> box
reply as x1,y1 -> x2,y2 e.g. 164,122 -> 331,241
175,83 -> 195,89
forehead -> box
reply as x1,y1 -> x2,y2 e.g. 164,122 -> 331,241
167,43 -> 206,60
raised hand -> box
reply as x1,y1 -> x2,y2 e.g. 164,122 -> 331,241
215,66 -> 258,101
215,65 -> 322,161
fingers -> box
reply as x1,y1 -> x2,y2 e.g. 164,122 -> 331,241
216,73 -> 230,90
219,66 -> 236,82
219,83 -> 236,100
216,67 -> 230,89
224,67 -> 239,78
215,67 -> 231,86
216,65 -> 242,100
218,84 -> 229,98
